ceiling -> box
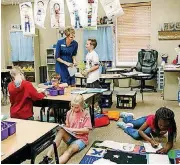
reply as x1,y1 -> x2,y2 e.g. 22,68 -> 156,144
1,0 -> 34,5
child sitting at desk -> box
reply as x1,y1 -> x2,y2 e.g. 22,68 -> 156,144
8,66 -> 46,120
40,94 -> 92,164
117,107 -> 177,154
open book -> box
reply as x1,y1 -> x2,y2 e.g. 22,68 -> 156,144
59,124 -> 76,137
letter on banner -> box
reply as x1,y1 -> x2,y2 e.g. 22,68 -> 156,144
50,0 -> 65,29
34,0 -> 49,28
19,2 -> 35,35
66,0 -> 88,29
99,0 -> 124,20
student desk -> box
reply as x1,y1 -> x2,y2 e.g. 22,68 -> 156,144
34,86 -> 102,126
1,118 -> 59,164
163,65 -> 180,101
106,68 -> 126,73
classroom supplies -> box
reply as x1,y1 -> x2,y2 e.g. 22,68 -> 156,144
150,133 -> 159,147
143,142 -> 162,153
59,124 -> 76,137
147,154 -> 170,164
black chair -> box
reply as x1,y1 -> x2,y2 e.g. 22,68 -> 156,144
131,49 -> 158,92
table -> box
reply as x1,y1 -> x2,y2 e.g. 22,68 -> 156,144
75,73 -> 130,91
34,86 -> 102,126
106,68 -> 126,73
163,65 -> 180,101
1,118 -> 59,164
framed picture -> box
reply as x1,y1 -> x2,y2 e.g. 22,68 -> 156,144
175,22 -> 180,31
11,24 -> 21,31
164,23 -> 175,31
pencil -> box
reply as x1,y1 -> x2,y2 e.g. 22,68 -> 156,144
150,133 -> 158,147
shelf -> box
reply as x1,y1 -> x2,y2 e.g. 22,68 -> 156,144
47,63 -> 55,64
47,55 -> 54,58
48,70 -> 55,72
158,31 -> 180,40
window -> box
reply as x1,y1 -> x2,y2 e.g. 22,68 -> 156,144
116,2 -> 151,66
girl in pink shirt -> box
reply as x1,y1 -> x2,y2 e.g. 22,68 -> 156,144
117,107 -> 177,154
40,94 -> 92,164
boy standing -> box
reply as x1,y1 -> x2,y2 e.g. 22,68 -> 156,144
82,39 -> 100,88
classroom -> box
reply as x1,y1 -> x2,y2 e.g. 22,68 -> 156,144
1,0 -> 180,164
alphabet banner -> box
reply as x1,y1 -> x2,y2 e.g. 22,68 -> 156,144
50,0 -> 65,29
66,0 -> 88,29
34,0 -> 49,28
99,0 -> 124,20
19,2 -> 35,35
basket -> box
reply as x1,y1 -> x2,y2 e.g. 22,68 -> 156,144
58,88 -> 64,95
1,121 -> 16,141
48,88 -> 58,96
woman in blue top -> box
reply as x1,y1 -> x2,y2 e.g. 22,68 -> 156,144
55,27 -> 78,86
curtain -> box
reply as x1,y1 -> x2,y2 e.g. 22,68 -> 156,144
83,26 -> 113,61
10,31 -> 34,61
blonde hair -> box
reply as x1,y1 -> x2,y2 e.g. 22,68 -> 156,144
71,94 -> 84,110
10,66 -> 24,78
64,27 -> 75,37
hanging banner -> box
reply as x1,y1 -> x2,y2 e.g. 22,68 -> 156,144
99,0 -> 124,20
19,2 -> 35,35
85,0 -> 98,30
34,0 -> 49,28
66,0 -> 88,29
50,0 -> 65,29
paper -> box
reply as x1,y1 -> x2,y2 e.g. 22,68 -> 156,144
143,143 -> 163,153
86,88 -> 107,93
59,124 -> 76,137
68,66 -> 77,77
148,154 -> 170,164
93,158 -> 117,164
96,140 -> 135,152
71,89 -> 88,94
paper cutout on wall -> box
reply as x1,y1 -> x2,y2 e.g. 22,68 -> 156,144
50,0 -> 65,29
66,0 -> 88,29
34,0 -> 49,28
19,2 -> 35,35
99,0 -> 124,20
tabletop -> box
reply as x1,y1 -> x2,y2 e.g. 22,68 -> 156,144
1,69 -> 11,73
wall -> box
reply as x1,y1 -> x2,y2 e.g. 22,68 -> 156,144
1,0 -> 180,69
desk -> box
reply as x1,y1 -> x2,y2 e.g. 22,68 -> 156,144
163,65 -> 180,101
106,68 -> 126,73
1,118 -> 59,164
34,86 -> 102,126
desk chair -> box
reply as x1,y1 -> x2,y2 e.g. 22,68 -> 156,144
131,49 -> 158,92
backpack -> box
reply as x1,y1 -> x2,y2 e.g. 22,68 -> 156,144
94,114 -> 110,128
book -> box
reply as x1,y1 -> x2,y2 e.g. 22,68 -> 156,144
59,124 -> 76,137
147,154 -> 170,164
143,142 -> 163,153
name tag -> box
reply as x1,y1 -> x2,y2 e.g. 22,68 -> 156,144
61,44 -> 66,47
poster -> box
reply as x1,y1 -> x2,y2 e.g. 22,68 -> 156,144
99,0 -> 124,20
34,0 -> 49,28
50,0 -> 65,29
19,2 -> 35,35
66,0 -> 88,29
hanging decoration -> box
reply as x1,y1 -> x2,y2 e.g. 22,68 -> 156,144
19,2 -> 35,35
50,0 -> 65,29
66,0 -> 88,29
34,0 -> 49,28
99,0 -> 124,20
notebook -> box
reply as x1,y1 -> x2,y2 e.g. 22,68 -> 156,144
59,124 -> 76,137
147,154 -> 170,164
143,143 -> 162,153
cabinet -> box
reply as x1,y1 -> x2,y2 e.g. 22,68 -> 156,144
10,30 -> 40,83
157,66 -> 164,90
46,48 -> 56,80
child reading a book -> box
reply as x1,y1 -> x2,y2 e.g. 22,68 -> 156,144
117,107 -> 177,154
40,94 -> 92,164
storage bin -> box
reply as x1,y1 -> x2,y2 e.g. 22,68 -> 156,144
100,91 -> 113,108
48,88 -> 58,96
100,82 -> 111,91
116,91 -> 136,109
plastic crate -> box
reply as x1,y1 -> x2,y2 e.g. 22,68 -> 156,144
100,91 -> 113,108
1,121 -> 16,141
100,82 -> 111,91
116,91 -> 136,109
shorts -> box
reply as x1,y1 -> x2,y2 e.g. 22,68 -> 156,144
87,80 -> 100,88
65,136 -> 86,151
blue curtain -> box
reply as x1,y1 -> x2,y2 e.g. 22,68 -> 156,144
83,26 -> 113,61
10,31 -> 34,61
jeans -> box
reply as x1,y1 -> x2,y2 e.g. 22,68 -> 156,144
123,116 -> 152,140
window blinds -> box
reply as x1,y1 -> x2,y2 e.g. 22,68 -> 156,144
116,2 -> 151,65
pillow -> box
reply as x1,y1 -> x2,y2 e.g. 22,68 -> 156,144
107,111 -> 120,121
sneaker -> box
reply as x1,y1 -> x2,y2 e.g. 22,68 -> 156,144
39,156 -> 53,164
120,112 -> 134,118
117,122 -> 133,130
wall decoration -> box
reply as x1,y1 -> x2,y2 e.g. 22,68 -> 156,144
158,31 -> 180,40
50,0 -> 65,29
34,0 -> 49,28
11,24 -> 21,31
66,0 -> 88,29
175,22 -> 180,31
164,22 -> 175,31
19,2 -> 35,35
99,0 -> 124,20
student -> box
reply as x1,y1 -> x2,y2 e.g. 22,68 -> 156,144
117,107 -> 177,154
81,39 -> 100,88
40,94 -> 92,164
8,66 -> 46,120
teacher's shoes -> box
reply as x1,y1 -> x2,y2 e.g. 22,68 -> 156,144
39,156 -> 53,164
120,112 -> 134,118
117,122 -> 134,130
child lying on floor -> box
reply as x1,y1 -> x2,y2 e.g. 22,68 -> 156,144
40,94 -> 92,164
117,107 -> 177,154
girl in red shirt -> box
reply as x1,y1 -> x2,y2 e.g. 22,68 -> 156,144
117,107 -> 177,154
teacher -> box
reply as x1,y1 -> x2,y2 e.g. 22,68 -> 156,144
55,27 -> 78,86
